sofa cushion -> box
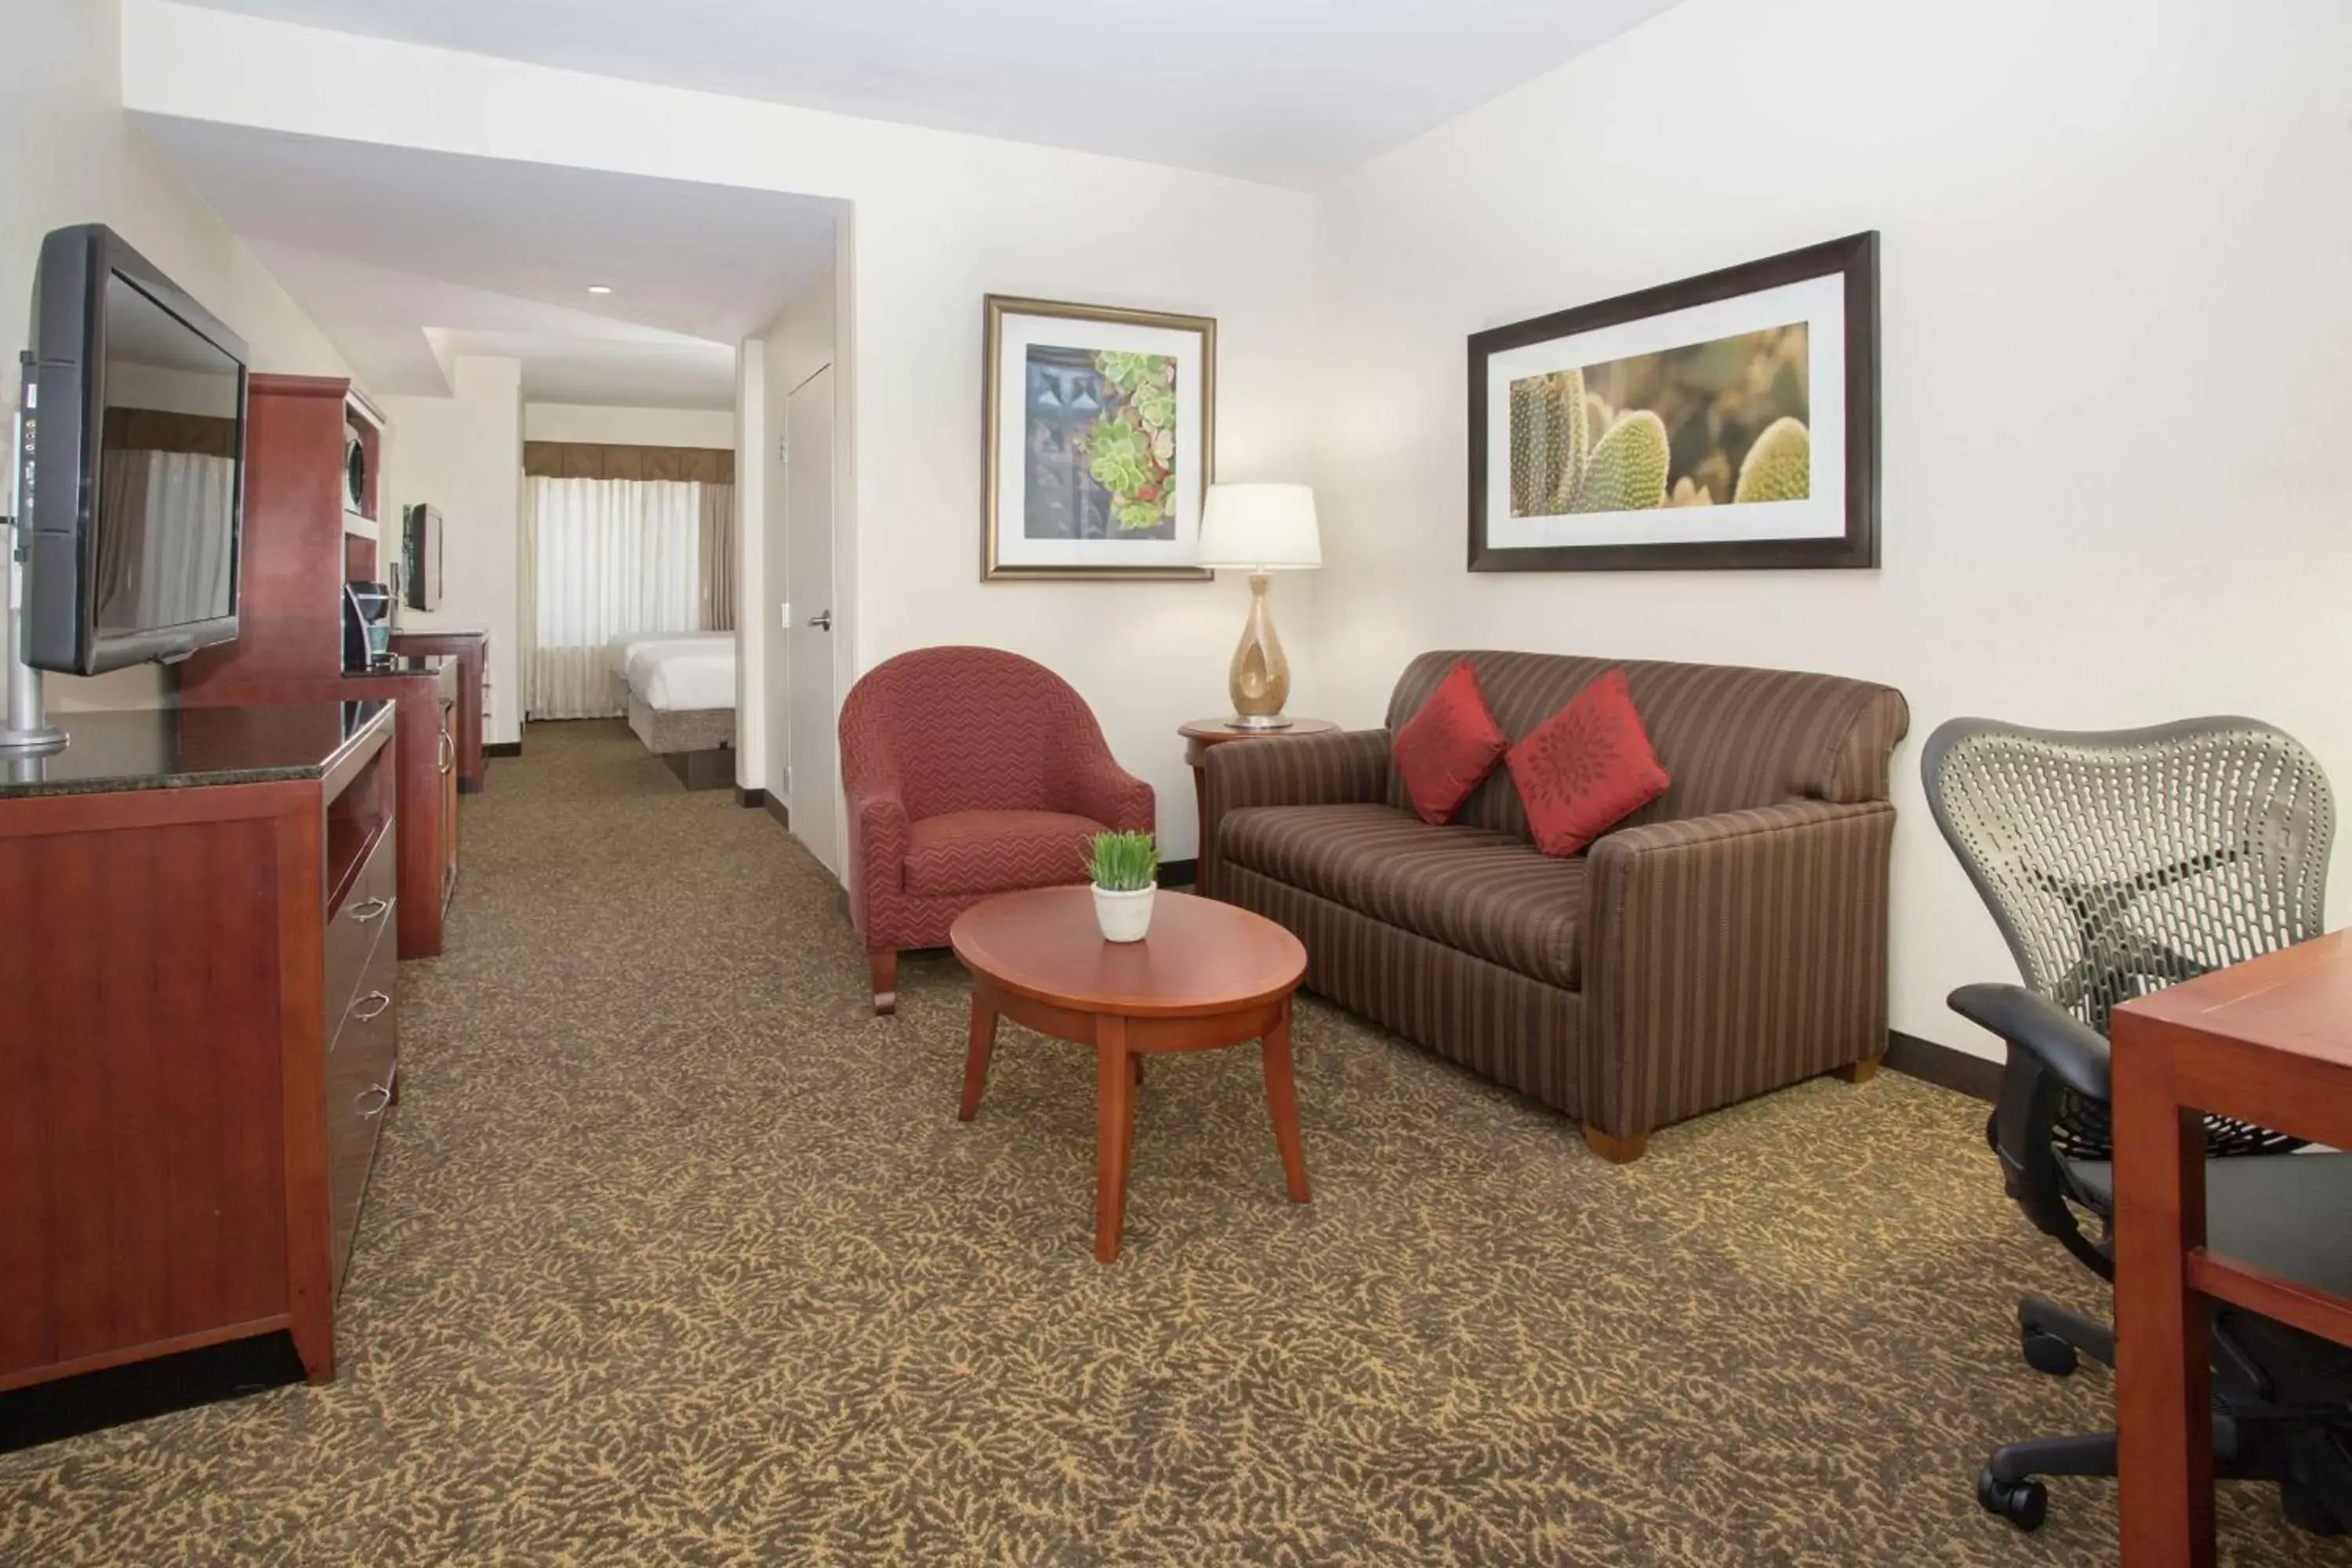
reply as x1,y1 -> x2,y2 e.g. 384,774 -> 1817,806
904,809 -> 1105,898
1391,659 -> 1509,825
1218,802 -> 1586,989
1508,669 -> 1671,857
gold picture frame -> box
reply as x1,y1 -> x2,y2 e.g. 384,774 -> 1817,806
982,294 -> 1217,581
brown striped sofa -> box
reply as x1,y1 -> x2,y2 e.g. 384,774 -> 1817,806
1200,650 -> 1910,1161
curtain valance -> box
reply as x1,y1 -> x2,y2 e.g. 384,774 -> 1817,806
523,441 -> 735,484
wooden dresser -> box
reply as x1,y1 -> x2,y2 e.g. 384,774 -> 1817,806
0,701 -> 400,1389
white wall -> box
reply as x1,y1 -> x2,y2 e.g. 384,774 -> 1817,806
5,0 -> 350,713
522,403 -> 734,448
379,354 -> 524,744
1311,0 -> 2352,1058
121,0 -> 1322,858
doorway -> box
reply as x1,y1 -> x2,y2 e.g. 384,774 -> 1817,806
783,363 -> 840,877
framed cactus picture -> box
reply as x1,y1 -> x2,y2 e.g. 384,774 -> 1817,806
982,295 -> 1217,580
1468,232 -> 1879,571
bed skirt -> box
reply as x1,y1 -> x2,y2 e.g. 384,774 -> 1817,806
627,697 -> 735,756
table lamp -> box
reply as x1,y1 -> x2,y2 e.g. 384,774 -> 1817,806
1196,482 -> 1322,730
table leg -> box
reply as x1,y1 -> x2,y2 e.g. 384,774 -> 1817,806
2113,1023 -> 2216,1566
1261,1000 -> 1311,1203
1095,1015 -> 1134,1263
958,993 -> 999,1122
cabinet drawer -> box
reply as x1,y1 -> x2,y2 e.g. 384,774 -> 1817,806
324,924 -> 398,1293
325,821 -> 397,1036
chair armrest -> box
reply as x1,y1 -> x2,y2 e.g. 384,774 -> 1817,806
1948,982 -> 2111,1102
1060,751 -> 1156,837
844,779 -> 910,935
1581,800 -> 1896,1138
1200,728 -> 1392,891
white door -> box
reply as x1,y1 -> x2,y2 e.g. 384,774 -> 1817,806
785,365 -> 840,877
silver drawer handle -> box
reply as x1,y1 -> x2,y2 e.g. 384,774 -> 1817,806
355,1083 -> 391,1119
351,896 -> 390,924
438,730 -> 456,773
351,989 -> 391,1022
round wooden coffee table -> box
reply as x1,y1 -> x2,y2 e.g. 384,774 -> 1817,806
950,886 -> 1311,1262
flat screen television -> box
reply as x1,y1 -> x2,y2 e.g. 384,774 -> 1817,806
20,224 -> 249,675
401,503 -> 441,612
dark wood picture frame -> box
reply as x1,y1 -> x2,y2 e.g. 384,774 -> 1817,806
1468,231 -> 1879,572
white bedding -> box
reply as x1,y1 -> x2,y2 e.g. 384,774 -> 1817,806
607,630 -> 729,680
633,641 -> 737,712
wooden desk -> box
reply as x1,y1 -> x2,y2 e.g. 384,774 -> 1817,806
2112,929 -> 2352,1564
1179,717 -> 1338,895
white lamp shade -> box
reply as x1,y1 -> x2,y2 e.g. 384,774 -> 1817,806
1196,483 -> 1322,570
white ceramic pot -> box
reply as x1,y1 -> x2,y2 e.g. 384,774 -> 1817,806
1093,883 -> 1156,943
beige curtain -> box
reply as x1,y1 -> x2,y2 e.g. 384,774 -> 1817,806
698,483 -> 736,631
516,468 -> 537,727
526,477 -> 702,720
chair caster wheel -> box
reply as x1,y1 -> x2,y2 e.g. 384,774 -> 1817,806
1977,1469 -> 2048,1532
2021,1327 -> 2078,1377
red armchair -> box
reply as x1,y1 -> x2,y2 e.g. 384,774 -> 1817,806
839,646 -> 1155,1013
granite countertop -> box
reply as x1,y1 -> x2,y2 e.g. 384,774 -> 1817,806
0,700 -> 394,799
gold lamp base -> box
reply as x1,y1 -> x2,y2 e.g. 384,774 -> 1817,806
1227,571 -> 1291,729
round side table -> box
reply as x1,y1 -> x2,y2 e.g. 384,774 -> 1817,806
950,887 -> 1311,1261
1179,717 -> 1338,897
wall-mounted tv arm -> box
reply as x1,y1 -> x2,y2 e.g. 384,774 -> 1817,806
3,351 -> 68,754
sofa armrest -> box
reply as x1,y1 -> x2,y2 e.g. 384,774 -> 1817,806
1580,800 -> 1896,1138
1061,752 -> 1156,838
1201,728 -> 1392,893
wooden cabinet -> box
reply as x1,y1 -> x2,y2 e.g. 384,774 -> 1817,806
439,695 -> 460,909
0,702 -> 398,1390
323,887 -> 398,1290
178,373 -> 459,960
390,630 -> 490,792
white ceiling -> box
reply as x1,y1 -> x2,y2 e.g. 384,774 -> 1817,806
167,0 -> 1683,188
136,115 -> 842,406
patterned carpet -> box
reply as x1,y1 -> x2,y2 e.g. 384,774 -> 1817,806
2,719 -> 2342,1565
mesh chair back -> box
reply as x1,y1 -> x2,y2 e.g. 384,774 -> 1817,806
1923,716 -> 2334,1157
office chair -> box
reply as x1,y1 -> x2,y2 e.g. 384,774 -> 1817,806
1923,716 -> 2352,1534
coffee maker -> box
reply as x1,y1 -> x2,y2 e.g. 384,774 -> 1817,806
341,582 -> 395,672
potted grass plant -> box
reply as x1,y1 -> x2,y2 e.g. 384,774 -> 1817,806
1085,829 -> 1159,942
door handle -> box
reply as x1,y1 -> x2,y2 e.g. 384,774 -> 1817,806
807,610 -> 833,630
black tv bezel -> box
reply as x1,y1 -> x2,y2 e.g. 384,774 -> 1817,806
24,223 -> 252,676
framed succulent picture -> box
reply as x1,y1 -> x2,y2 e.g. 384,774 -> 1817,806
1468,232 -> 1879,571
983,295 -> 1216,580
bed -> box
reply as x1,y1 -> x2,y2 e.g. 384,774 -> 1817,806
608,631 -> 738,789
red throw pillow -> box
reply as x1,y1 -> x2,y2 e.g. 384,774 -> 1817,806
1392,660 -> 1508,825
1507,670 -> 1671,857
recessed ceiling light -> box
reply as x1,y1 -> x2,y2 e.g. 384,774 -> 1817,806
586,284 -> 613,295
